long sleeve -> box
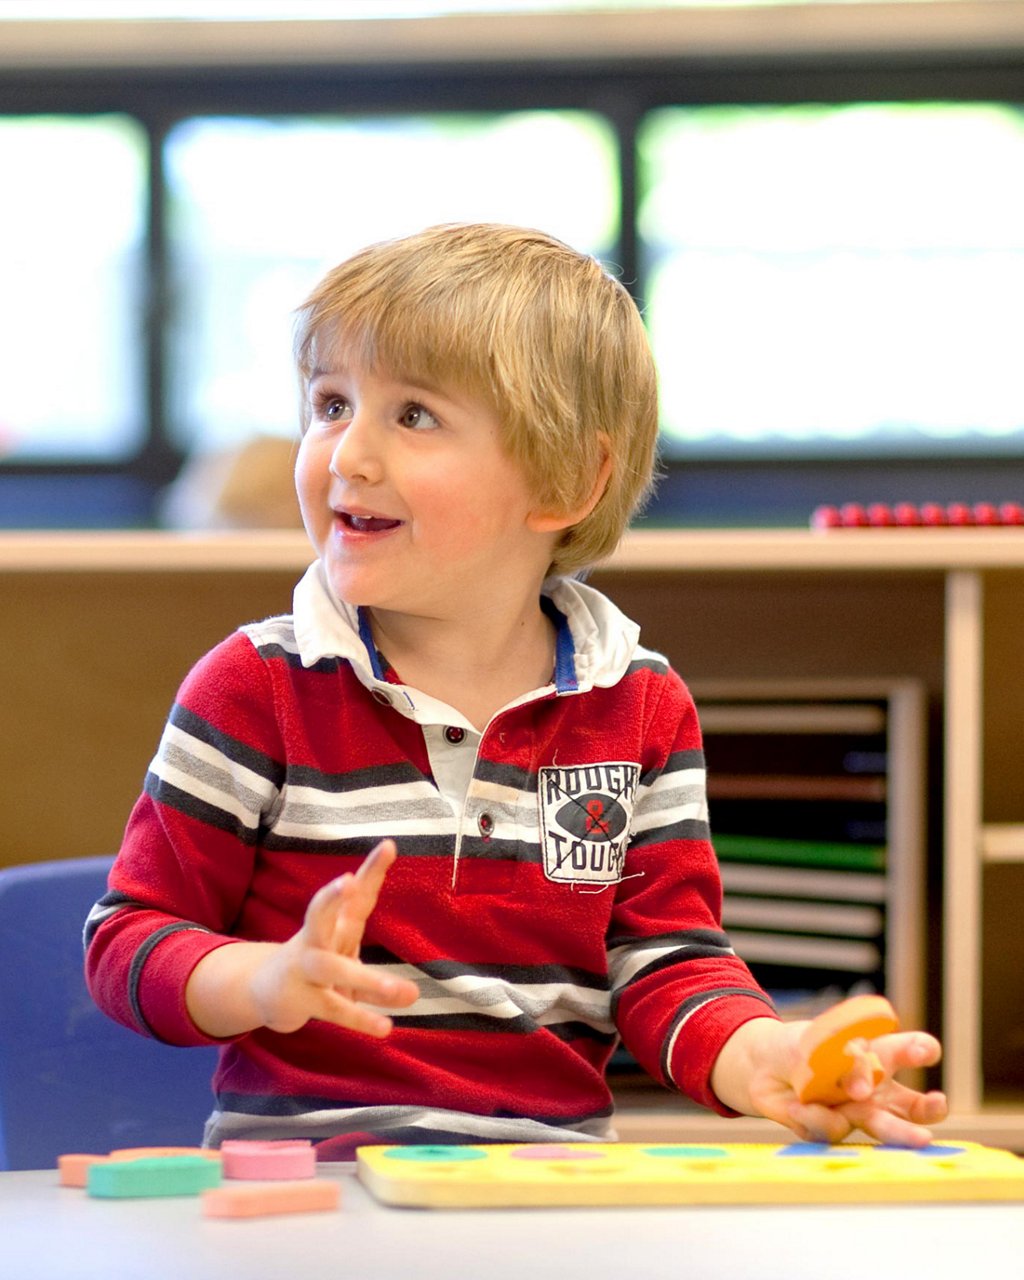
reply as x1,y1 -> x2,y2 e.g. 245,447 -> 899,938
85,631 -> 285,1046
608,666 -> 777,1113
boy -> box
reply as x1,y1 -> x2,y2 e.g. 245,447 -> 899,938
86,224 -> 946,1159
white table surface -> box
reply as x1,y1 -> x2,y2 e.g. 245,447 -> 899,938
3,1162 -> 1020,1280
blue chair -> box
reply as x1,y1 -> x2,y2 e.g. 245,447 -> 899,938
0,856 -> 219,1170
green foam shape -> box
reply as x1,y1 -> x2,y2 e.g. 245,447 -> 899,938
87,1155 -> 222,1199
383,1145 -> 487,1162
642,1146 -> 731,1159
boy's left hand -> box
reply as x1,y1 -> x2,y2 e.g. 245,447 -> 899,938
746,1017 -> 948,1147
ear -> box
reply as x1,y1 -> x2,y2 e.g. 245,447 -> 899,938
527,436 -> 613,534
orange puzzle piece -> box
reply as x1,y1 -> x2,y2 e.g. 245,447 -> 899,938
791,994 -> 900,1105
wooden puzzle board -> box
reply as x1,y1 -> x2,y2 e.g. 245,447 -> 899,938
356,1141 -> 1024,1208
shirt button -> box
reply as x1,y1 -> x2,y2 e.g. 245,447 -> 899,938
478,812 -> 494,837
371,689 -> 392,706
444,726 -> 466,745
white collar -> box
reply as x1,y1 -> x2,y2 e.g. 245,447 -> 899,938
289,560 -> 640,726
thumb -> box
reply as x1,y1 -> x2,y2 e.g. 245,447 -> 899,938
301,873 -> 353,952
331,839 -> 398,956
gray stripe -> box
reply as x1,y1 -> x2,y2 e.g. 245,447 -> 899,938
204,1102 -> 613,1150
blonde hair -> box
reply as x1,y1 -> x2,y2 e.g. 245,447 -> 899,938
294,223 -> 659,576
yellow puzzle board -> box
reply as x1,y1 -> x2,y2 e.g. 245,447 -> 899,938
356,1140 -> 1024,1208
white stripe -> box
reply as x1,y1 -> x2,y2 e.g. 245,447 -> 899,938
629,798 -> 709,834
152,757 -> 262,829
242,618 -> 301,653
639,766 -> 707,798
84,901 -> 125,931
366,966 -> 613,1033
607,937 -> 734,993
663,993 -> 721,1086
207,1105 -> 612,1148
630,767 -> 709,834
471,777 -> 533,809
282,779 -> 435,811
156,723 -> 278,809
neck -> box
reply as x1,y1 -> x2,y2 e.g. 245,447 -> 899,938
365,592 -> 558,731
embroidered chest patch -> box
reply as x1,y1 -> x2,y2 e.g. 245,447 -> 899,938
538,762 -> 640,885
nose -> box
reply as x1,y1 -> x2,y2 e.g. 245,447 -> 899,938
329,411 -> 382,484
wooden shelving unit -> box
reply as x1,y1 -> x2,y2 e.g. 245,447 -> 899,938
694,678 -> 925,1026
2,526 -> 1022,1147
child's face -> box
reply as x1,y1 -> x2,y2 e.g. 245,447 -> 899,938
295,357 -> 556,620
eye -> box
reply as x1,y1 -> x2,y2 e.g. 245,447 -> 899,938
318,395 -> 352,424
399,403 -> 439,431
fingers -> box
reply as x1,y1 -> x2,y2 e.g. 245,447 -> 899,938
841,1085 -> 949,1149
871,1030 -> 943,1074
834,1039 -> 883,1102
300,840 -> 398,956
332,840 -> 398,956
301,873 -> 354,952
784,1102 -> 855,1146
785,1076 -> 949,1149
299,951 -> 419,1039
301,947 -> 419,1009
276,841 -> 417,1039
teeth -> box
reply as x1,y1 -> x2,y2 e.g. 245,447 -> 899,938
346,513 -> 399,532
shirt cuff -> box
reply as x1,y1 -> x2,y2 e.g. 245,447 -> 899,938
667,992 -> 779,1116
134,928 -> 245,1047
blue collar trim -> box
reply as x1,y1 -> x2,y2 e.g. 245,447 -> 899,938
357,598 -> 577,693
356,607 -> 388,681
542,595 -> 578,693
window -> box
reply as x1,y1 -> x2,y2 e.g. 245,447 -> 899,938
3,23 -> 1024,527
640,102 -> 1024,460
164,111 -> 617,451
0,115 -> 147,462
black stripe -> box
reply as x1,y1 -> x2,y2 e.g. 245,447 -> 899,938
610,947 -> 737,1018
407,957 -> 609,990
286,757 -> 430,794
128,921 -> 214,1035
82,890 -> 135,947
385,1012 -> 616,1040
629,817 -> 712,849
639,747 -> 706,788
249,640 -> 342,675
261,831 -> 450,857
169,702 -> 285,787
457,836 -> 543,864
389,1011 -> 537,1034
262,832 -> 547,862
665,747 -> 706,770
625,654 -> 669,676
473,756 -> 536,793
659,987 -> 777,1084
607,927 -> 731,952
216,1093 -> 613,1132
542,1021 -> 617,1044
145,773 -> 262,844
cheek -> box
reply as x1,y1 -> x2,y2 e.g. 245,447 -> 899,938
418,479 -> 516,542
293,441 -> 330,528
294,438 -> 324,496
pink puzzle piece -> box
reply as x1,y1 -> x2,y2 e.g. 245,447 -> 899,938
220,1139 -> 317,1180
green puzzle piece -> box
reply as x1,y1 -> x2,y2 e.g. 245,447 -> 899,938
87,1155 -> 222,1199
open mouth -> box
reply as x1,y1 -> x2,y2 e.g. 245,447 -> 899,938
338,511 -> 403,533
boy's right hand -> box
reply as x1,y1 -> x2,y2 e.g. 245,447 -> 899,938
185,839 -> 419,1040
250,839 -> 420,1037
